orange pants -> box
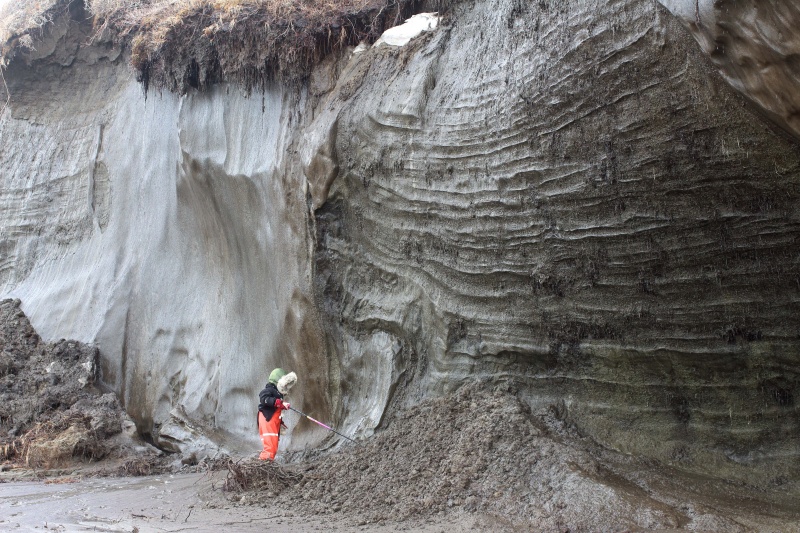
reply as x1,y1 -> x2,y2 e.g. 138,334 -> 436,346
258,411 -> 281,460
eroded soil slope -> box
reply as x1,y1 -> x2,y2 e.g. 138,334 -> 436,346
242,384 -> 800,532
0,297 -> 797,531
0,299 -> 146,470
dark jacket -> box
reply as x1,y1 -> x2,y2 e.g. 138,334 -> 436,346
258,383 -> 283,422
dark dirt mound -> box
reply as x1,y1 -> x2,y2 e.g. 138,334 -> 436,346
0,299 -> 135,470
223,384 -> 683,531
284,383 -> 552,521
219,382 -> 799,531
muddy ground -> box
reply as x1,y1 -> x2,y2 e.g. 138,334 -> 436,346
1,298 -> 799,531
2,394 -> 799,533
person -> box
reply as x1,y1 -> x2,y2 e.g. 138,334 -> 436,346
257,368 -> 297,461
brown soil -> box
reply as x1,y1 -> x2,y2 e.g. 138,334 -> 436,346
123,0 -> 439,94
222,384 -> 800,531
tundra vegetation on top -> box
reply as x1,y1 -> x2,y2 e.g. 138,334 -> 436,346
0,0 -> 430,91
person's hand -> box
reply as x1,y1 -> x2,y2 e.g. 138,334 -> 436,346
275,399 -> 290,410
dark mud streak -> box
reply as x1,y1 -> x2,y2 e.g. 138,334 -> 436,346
119,305 -> 130,409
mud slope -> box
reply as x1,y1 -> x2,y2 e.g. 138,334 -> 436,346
262,384 -> 799,532
0,299 -> 141,469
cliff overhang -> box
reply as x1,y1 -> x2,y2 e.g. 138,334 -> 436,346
1,0 -> 447,95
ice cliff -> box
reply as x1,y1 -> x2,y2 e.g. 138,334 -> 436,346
1,0 -> 798,496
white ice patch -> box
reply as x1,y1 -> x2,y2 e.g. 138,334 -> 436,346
374,13 -> 440,47
78,359 -> 94,386
352,42 -> 369,55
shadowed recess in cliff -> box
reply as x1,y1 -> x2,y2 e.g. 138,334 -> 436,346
658,0 -> 800,143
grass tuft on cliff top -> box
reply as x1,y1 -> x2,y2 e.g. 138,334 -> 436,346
0,0 -> 61,63
1,0 -> 442,93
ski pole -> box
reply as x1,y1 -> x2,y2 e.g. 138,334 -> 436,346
288,406 -> 359,445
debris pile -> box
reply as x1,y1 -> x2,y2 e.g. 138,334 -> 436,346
0,299 -> 135,470
235,383 -> 691,530
221,457 -> 302,493
213,378 -> 789,531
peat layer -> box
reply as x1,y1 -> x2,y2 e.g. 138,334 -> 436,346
1,0 -> 447,94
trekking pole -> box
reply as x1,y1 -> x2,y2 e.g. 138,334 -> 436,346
288,406 -> 359,445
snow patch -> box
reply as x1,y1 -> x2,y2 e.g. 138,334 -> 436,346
374,13 -> 439,47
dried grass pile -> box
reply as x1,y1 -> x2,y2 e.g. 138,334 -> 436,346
220,457 -> 302,493
13,412 -> 107,468
114,456 -> 162,476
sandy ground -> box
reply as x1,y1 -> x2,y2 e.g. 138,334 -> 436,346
0,472 -> 487,533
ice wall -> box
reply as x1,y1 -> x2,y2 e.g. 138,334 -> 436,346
0,28 -> 329,452
307,0 -> 800,491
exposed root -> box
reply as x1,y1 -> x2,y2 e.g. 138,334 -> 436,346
2,0 -> 454,95
119,0 -> 437,94
220,457 -> 302,493
13,413 -> 107,468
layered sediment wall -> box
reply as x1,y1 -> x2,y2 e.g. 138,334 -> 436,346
1,0 -> 798,496
308,0 -> 800,491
